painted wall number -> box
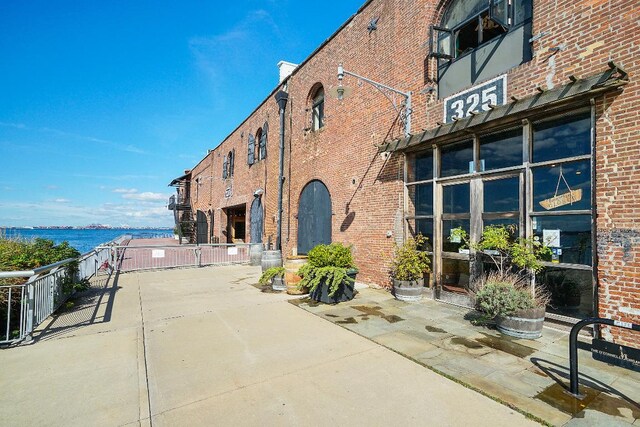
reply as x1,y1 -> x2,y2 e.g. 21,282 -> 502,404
443,74 -> 507,123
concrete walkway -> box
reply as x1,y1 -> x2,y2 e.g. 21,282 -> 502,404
0,265 -> 537,426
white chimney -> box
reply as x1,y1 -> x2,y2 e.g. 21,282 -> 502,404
277,61 -> 298,83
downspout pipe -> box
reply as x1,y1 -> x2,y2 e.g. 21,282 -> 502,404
274,90 -> 289,251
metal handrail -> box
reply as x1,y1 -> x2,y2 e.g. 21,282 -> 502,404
0,257 -> 77,279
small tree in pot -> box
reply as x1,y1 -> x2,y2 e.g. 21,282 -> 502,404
451,225 -> 551,338
390,235 -> 431,302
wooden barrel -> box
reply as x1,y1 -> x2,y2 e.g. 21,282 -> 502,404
496,307 -> 546,339
392,279 -> 424,302
261,250 -> 282,272
249,243 -> 263,266
284,256 -> 308,295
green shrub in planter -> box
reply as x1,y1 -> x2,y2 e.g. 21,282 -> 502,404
298,243 -> 357,297
259,267 -> 285,285
390,235 -> 431,281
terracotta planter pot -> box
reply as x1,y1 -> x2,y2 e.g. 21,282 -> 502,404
496,307 -> 546,339
392,278 -> 424,302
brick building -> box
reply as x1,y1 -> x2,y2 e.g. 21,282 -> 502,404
170,0 -> 640,347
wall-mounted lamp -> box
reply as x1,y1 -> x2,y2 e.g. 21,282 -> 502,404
254,188 -> 264,197
334,63 -> 412,137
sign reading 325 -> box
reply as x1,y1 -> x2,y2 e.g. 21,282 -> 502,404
443,75 -> 507,123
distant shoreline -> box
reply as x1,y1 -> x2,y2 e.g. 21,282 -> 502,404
1,226 -> 172,230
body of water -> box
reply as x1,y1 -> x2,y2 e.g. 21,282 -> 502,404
0,228 -> 172,254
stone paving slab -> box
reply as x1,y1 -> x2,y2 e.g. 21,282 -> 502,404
291,287 -> 640,426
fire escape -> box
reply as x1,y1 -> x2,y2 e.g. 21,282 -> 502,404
168,172 -> 195,243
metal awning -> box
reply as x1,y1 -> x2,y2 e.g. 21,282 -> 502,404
169,172 -> 191,187
379,63 -> 628,153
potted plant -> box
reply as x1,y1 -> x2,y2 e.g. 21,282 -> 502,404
259,267 -> 286,291
297,243 -> 358,304
390,234 -> 431,302
451,225 -> 551,339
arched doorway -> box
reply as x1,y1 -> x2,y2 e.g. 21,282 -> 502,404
196,210 -> 208,244
297,180 -> 331,254
250,197 -> 263,243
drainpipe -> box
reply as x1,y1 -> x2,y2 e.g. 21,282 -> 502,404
274,89 -> 288,251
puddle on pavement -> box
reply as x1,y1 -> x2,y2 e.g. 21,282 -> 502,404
425,325 -> 447,334
325,314 -> 339,318
451,337 -> 484,349
476,334 -> 536,358
352,305 -> 405,324
536,383 -> 600,415
289,297 -> 321,307
336,317 -> 358,325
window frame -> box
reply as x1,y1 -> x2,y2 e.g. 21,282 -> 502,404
311,86 -> 325,131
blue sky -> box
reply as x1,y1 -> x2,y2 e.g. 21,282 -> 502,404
0,0 -> 364,227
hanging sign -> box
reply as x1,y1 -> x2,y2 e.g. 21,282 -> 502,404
224,186 -> 233,199
443,74 -> 507,123
152,250 -> 165,258
539,165 -> 582,210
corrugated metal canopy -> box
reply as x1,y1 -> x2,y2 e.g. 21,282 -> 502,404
379,64 -> 628,153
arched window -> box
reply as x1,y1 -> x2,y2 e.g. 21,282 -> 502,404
247,133 -> 255,165
430,0 -> 532,60
259,122 -> 268,160
310,85 -> 325,131
228,149 -> 235,177
255,128 -> 263,162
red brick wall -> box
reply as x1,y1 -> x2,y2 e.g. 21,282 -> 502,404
183,0 -> 640,346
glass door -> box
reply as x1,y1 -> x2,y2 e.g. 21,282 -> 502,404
440,181 -> 471,298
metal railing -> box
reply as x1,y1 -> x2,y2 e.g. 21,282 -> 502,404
107,243 -> 250,273
0,247 -> 112,345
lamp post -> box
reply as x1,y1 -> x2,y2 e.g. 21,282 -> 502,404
337,63 -> 412,137
274,90 -> 288,251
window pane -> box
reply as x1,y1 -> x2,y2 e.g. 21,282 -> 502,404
532,114 -> 591,163
442,258 -> 470,293
537,268 -> 593,318
484,177 -> 519,212
533,160 -> 591,212
415,184 -> 433,215
479,130 -> 522,171
415,219 -> 434,252
414,152 -> 433,181
443,219 -> 469,252
441,140 -> 474,177
513,0 -> 533,25
442,0 -> 487,29
532,215 -> 592,265
484,217 -> 518,231
443,183 -> 470,214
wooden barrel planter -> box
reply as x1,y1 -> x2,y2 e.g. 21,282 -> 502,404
249,243 -> 263,266
496,307 -> 546,339
309,269 -> 357,304
284,256 -> 308,295
261,250 -> 282,273
392,278 -> 424,302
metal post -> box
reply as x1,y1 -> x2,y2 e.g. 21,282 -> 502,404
568,317 -> 640,397
195,247 -> 201,267
274,90 -> 288,251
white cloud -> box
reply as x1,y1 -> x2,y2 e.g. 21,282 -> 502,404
53,198 -> 70,203
113,188 -> 138,194
122,192 -> 168,202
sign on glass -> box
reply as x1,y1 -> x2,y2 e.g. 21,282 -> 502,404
443,75 -> 507,123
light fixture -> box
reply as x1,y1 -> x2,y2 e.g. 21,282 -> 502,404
336,63 -> 412,137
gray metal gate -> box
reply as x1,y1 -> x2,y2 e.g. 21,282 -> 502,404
196,210 -> 208,244
250,197 -> 263,243
297,180 -> 332,254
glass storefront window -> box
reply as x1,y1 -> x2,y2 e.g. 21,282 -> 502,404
442,258 -> 470,293
440,140 -> 474,177
532,215 -> 592,265
532,114 -> 591,163
484,177 -> 519,212
443,183 -> 470,214
414,184 -> 433,215
443,219 -> 470,252
415,219 -> 434,252
414,152 -> 433,182
537,268 -> 593,318
533,160 -> 591,212
479,130 -> 522,171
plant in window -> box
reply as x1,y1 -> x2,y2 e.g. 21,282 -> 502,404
450,225 -> 552,338
297,243 -> 358,304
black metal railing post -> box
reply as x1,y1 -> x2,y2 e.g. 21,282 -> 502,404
569,317 -> 640,397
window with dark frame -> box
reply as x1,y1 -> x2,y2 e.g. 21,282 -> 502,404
429,0 -> 532,61
311,86 -> 325,131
